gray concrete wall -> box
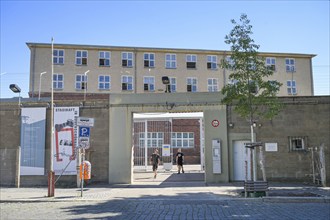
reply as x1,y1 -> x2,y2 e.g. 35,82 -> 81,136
0,99 -> 109,186
227,96 -> 330,185
1,95 -> 329,186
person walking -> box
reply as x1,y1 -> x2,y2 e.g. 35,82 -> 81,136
176,148 -> 185,174
150,149 -> 160,178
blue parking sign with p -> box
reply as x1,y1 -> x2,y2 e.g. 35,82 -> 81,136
79,126 -> 90,137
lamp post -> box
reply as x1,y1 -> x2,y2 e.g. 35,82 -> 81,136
84,70 -> 90,101
38,72 -> 47,100
9,84 -> 21,106
48,37 -> 55,197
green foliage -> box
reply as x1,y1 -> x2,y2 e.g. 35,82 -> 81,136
221,14 -> 282,121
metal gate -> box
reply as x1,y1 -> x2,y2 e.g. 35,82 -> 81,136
133,118 -> 173,171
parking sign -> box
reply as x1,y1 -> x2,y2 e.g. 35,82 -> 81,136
79,126 -> 90,137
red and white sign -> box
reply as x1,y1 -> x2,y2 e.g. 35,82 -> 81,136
211,119 -> 220,127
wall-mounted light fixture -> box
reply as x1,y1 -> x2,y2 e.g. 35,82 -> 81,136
9,84 -> 21,106
162,76 -> 170,93
228,122 -> 234,128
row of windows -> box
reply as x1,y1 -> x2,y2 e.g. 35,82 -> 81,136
53,74 -> 219,92
52,73 -> 297,95
138,132 -> 194,148
53,49 -> 297,72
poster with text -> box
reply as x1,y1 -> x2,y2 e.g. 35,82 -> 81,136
20,108 -> 46,175
53,107 -> 79,175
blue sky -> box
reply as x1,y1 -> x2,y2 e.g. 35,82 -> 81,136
1,0 -> 329,98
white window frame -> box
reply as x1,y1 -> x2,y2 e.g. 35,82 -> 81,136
99,51 -> 111,67
53,49 -> 64,65
75,74 -> 87,90
289,136 -> 307,151
226,56 -> 235,70
139,132 -> 164,148
121,75 -> 133,91
76,50 -> 88,65
186,77 -> 197,92
186,54 -> 197,69
122,52 -> 134,67
285,58 -> 295,72
207,55 -> 217,70
171,132 -> 194,148
165,54 -> 176,69
266,57 -> 276,71
207,78 -> 218,92
98,75 -> 111,90
168,77 -> 177,93
53,74 -> 64,90
144,53 -> 155,68
143,76 -> 155,92
287,80 -> 297,95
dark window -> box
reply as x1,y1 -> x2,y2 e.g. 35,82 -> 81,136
187,62 -> 196,69
122,83 -> 128,90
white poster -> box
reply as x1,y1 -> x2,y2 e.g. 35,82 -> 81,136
20,108 -> 46,175
53,107 -> 79,175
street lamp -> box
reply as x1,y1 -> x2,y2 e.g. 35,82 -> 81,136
9,84 -> 21,106
84,70 -> 90,101
38,72 -> 47,100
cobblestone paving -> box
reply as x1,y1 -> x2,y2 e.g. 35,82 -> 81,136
1,199 -> 329,220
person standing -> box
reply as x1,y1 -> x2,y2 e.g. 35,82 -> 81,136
176,148 -> 185,174
150,149 -> 160,178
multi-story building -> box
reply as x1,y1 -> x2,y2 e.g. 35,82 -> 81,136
27,43 -> 316,98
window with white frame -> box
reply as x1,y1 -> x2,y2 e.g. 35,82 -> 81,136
166,77 -> 176,93
53,49 -> 64,64
98,75 -> 111,90
99,51 -> 110,66
226,56 -> 235,70
76,50 -> 88,65
143,76 -> 155,91
186,77 -> 197,92
266,57 -> 276,71
287,80 -> 297,95
122,75 -> 133,91
171,132 -> 194,148
122,52 -> 133,67
144,53 -> 155,68
207,78 -> 218,92
139,132 -> 164,148
53,74 -> 64,89
207,55 -> 217,70
165,54 -> 176,69
75,74 -> 87,90
186,54 -> 197,69
285,58 -> 295,72
289,136 -> 307,151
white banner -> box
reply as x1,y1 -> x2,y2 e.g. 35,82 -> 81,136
20,108 -> 46,175
53,107 -> 79,175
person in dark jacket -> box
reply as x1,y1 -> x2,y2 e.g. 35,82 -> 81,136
176,148 -> 185,174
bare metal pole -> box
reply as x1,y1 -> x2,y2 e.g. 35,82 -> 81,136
48,37 -> 55,197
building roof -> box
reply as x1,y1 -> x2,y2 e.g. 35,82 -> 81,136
26,42 -> 317,58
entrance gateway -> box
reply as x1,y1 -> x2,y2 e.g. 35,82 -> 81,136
132,112 -> 204,173
108,92 -> 251,185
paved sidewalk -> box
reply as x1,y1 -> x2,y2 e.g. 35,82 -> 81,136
1,170 -> 330,220
1,170 -> 329,203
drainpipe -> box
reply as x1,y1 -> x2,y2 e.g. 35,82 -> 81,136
30,46 -> 36,98
134,48 -> 137,93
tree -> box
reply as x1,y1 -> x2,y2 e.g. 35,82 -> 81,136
221,14 -> 282,181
